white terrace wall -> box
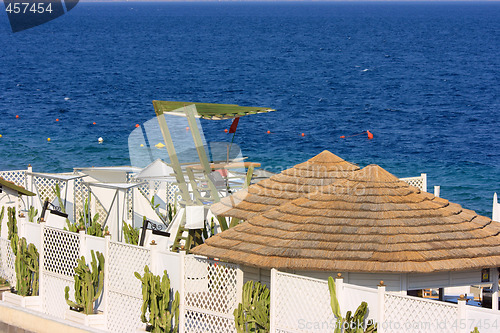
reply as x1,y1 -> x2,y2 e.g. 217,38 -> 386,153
0,217 -> 241,333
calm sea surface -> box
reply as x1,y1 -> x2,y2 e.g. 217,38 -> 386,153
0,1 -> 499,216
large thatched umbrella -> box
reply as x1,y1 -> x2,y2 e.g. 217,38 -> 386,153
210,150 -> 360,221
193,164 -> 500,273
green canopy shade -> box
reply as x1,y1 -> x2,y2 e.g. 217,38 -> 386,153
153,101 -> 275,120
0,177 -> 35,196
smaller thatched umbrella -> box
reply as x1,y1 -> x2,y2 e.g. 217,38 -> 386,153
193,164 -> 500,273
210,150 -> 359,221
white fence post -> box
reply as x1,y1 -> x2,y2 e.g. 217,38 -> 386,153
235,266 -> 244,306
178,251 -> 185,333
27,164 -> 33,208
104,234 -> 110,325
335,273 -> 344,315
79,229 -> 86,258
270,268 -> 277,333
434,185 -> 440,197
377,281 -> 386,333
421,173 -> 427,192
493,268 -> 499,312
39,221 -> 45,312
457,295 -> 467,333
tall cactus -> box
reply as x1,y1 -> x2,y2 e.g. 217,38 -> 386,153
123,221 -> 139,245
0,206 -> 4,233
10,234 -> 39,296
65,250 -> 104,315
28,206 -> 38,223
7,207 -> 18,241
234,280 -> 270,333
134,266 -> 180,333
328,276 -> 377,333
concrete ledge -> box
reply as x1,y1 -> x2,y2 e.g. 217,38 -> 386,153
0,302 -> 106,333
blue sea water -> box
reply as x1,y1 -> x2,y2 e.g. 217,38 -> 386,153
0,1 -> 499,216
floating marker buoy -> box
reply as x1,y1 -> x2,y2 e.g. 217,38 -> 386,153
93,122 -> 96,125
186,127 -> 189,131
301,133 -> 305,137
367,130 -> 374,140
0,134 -> 3,138
64,97 -> 70,101
224,129 -> 228,133
16,115 -> 19,119
140,144 -> 144,147
267,130 -> 271,134
56,118 -> 59,122
98,137 -> 103,144
340,135 -> 345,139
47,138 -> 51,142
135,124 -> 140,128
155,142 -> 165,148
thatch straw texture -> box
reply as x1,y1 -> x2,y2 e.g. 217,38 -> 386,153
210,150 -> 359,220
193,164 -> 500,273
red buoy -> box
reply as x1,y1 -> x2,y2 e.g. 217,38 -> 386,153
224,129 -> 228,133
135,124 -> 140,128
340,135 -> 345,139
301,133 -> 305,137
367,130 -> 374,140
267,130 -> 271,134
15,115 -> 19,119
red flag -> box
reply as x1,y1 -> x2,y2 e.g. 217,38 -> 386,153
229,117 -> 240,134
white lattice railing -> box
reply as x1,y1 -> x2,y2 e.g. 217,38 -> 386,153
384,293 -> 458,333
0,237 -> 15,287
184,255 -> 241,333
0,170 -> 26,187
272,270 -> 335,333
400,173 -> 427,192
107,241 -> 151,333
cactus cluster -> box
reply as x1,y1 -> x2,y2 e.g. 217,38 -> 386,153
7,207 -> 18,241
0,206 -> 4,233
123,221 -> 139,245
28,206 -> 38,223
234,280 -> 270,333
11,234 -> 39,296
328,276 -> 377,333
134,266 -> 180,333
65,250 -> 104,315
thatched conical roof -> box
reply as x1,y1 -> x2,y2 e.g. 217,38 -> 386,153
193,164 -> 500,273
210,150 -> 359,220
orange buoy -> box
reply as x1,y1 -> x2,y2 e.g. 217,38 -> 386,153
15,115 -> 19,119
93,122 -> 96,125
301,133 -> 305,137
367,130 -> 374,140
340,135 -> 345,139
135,124 -> 140,128
56,118 -> 59,122
267,130 -> 271,134
224,129 -> 228,133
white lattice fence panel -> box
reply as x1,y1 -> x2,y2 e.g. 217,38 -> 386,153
94,197 -> 108,226
384,293 -> 458,333
43,226 -> 80,276
400,176 -> 425,192
167,183 -> 182,207
42,273 -> 74,319
185,309 -> 236,333
74,177 -> 87,222
185,256 -> 239,315
0,170 -> 26,187
107,241 -> 150,332
34,176 -> 63,204
274,271 -> 335,333
108,291 -> 145,333
0,237 -> 15,285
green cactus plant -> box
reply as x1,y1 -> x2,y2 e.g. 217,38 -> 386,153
328,276 -> 377,333
234,280 -> 270,333
471,328 -> 480,333
134,266 -> 180,333
0,206 -> 4,233
65,250 -> 104,315
10,234 -> 39,296
7,207 -> 18,241
28,206 -> 38,223
123,221 -> 139,245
